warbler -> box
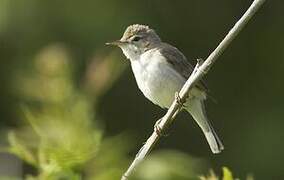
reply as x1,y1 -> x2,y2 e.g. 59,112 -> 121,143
107,24 -> 224,153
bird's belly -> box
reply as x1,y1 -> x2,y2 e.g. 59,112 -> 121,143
131,60 -> 185,108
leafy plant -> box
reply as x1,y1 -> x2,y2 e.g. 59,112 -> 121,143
3,44 -> 129,179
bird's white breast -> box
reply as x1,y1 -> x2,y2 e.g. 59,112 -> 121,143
130,49 -> 186,108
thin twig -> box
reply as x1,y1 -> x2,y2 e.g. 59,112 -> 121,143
121,0 -> 266,179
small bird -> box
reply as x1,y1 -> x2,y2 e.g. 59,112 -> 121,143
107,24 -> 224,154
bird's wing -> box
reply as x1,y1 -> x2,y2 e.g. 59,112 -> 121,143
158,43 -> 208,92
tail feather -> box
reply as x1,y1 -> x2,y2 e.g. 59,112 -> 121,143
207,119 -> 224,151
186,98 -> 224,154
204,129 -> 224,154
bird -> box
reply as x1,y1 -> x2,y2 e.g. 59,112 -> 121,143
107,24 -> 224,154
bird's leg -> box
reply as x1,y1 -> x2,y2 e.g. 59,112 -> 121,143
154,118 -> 169,137
154,92 -> 189,137
154,92 -> 190,137
175,92 -> 187,108
197,58 -> 204,66
192,58 -> 204,74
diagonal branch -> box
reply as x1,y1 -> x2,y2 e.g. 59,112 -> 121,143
121,0 -> 266,179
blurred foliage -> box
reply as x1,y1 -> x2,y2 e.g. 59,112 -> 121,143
200,167 -> 253,180
1,44 -> 130,179
132,152 -> 252,180
131,150 -> 205,180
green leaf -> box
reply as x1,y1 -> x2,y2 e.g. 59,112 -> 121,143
7,131 -> 37,166
222,167 -> 234,180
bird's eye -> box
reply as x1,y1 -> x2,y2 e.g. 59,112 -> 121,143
132,36 -> 142,42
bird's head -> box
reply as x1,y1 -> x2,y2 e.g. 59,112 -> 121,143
107,24 -> 161,60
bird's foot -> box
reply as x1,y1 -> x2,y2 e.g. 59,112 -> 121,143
175,92 -> 187,107
196,58 -> 204,66
154,118 -> 169,137
193,58 -> 205,74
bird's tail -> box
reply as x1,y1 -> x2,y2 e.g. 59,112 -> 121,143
186,98 -> 224,154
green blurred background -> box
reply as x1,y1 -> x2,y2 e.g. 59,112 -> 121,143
0,0 -> 283,179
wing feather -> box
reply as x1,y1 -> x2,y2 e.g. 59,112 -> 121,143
157,43 -> 208,92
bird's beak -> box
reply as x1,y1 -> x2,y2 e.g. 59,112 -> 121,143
106,40 -> 127,46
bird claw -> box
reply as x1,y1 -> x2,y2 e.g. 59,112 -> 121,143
196,58 -> 204,66
175,92 -> 187,107
192,58 -> 205,74
153,93 -> 188,137
154,119 -> 169,137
